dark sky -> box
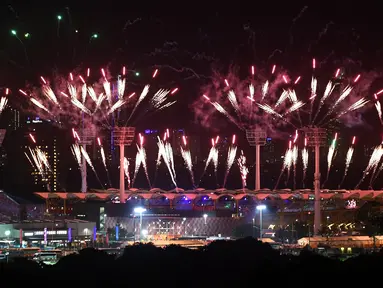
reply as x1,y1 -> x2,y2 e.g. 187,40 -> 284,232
1,3 -> 383,129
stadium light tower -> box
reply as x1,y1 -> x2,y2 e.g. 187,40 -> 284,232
78,129 -> 96,193
113,127 -> 135,203
302,127 -> 327,235
246,128 -> 267,190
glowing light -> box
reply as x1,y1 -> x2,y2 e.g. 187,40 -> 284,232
29,134 -> 36,143
19,89 -> 27,96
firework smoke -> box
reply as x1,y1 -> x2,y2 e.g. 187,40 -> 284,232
237,150 -> 249,189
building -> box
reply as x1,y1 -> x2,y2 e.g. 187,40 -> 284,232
23,118 -> 59,191
0,190 -> 45,222
0,220 -> 96,247
7,108 -> 21,131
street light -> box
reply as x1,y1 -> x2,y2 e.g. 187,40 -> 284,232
134,207 -> 146,241
203,214 -> 208,225
256,205 -> 266,240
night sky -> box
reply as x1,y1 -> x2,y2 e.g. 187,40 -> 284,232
1,3 -> 383,193
1,4 -> 383,129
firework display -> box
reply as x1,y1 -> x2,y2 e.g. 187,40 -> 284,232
1,58 -> 383,193
19,67 -> 178,130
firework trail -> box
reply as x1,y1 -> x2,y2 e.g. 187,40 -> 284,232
355,143 -> 383,189
26,147 -> 47,178
0,88 -> 9,115
374,92 -> 383,125
36,148 -> 51,172
79,145 -> 104,189
292,130 -> 299,190
323,133 -> 338,187
302,137 -> 309,188
0,89 -> 9,115
97,137 -> 112,187
157,135 -> 177,187
274,141 -> 293,189
132,134 -> 151,188
198,137 -> 219,186
80,146 -> 96,173
19,68 -> 178,131
339,136 -> 356,188
370,140 -> 383,187
195,61 -> 377,189
71,143 -> 82,168
25,134 -> 52,181
124,157 -> 131,189
196,62 -> 375,139
237,150 -> 249,189
309,59 -> 318,123
196,66 -> 289,133
223,135 -> 238,187
180,135 -> 195,187
153,130 -> 169,185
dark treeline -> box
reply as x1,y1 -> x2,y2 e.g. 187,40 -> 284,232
1,238 -> 382,286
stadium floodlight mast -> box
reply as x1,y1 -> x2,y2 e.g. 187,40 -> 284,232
134,207 -> 146,242
78,129 -> 96,193
256,204 -> 266,240
302,127 -> 327,235
113,127 -> 135,203
246,128 -> 267,190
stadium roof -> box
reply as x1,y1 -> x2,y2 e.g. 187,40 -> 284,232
34,188 -> 383,201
